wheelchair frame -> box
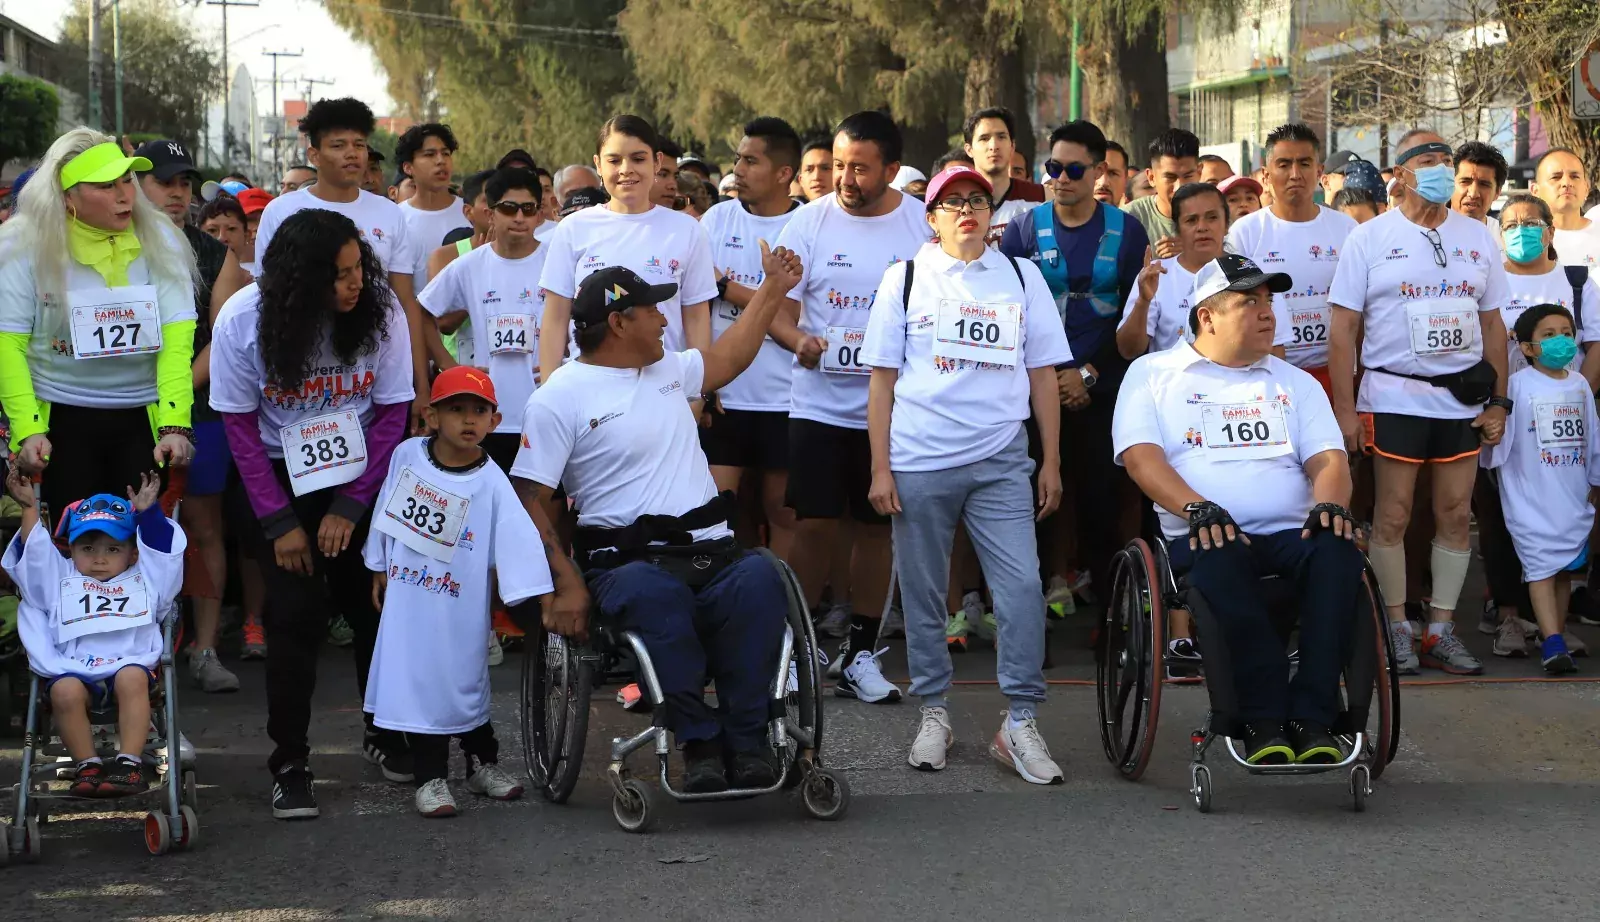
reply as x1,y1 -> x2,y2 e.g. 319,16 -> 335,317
520,549 -> 849,832
1097,536 -> 1401,813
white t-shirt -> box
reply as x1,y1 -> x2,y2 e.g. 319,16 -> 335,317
776,191 -> 933,429
1499,265 -> 1600,374
0,247 -> 197,409
1117,257 -> 1198,353
363,437 -> 552,734
1113,341 -> 1346,541
3,516 -> 186,681
397,197 -> 471,286
1326,207 -> 1510,419
1226,205 -> 1357,369
512,350 -> 731,542
861,247 -> 1072,471
988,197 -> 1036,250
253,188 -> 419,284
537,204 -> 719,356
208,284 -> 415,457
1483,368 -> 1600,581
700,199 -> 798,412
1554,222 -> 1600,271
418,244 -> 547,433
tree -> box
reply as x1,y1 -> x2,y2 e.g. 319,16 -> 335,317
1498,0 -> 1600,170
58,0 -> 220,150
0,74 -> 60,169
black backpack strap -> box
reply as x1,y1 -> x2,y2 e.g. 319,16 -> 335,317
1566,265 -> 1589,319
1006,254 -> 1024,287
900,259 -> 915,313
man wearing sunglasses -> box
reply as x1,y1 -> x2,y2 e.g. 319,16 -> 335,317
962,107 -> 1045,248
1327,128 -> 1512,678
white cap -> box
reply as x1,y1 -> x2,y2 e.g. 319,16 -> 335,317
718,173 -> 737,193
889,166 -> 927,191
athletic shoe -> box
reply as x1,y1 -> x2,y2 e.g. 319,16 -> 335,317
945,610 -> 970,651
487,631 -> 504,667
728,750 -> 778,788
908,706 -> 953,771
271,761 -> 319,820
1045,575 -> 1076,618
363,731 -> 416,783
1571,586 -> 1600,626
1240,722 -> 1294,765
327,614 -> 354,647
145,728 -> 195,769
616,683 -> 650,712
1542,634 -> 1577,675
1066,568 -> 1095,605
1493,616 -> 1528,658
240,614 -> 267,660
1478,596 -> 1500,636
682,740 -> 729,794
1563,632 -> 1589,657
990,716 -> 1064,785
836,648 -> 902,703
465,759 -> 524,800
961,592 -> 993,641
1165,637 -> 1202,682
190,647 -> 241,693
880,604 -> 906,639
415,778 -> 458,817
1419,625 -> 1484,676
69,760 -> 104,797
825,641 -> 848,679
1286,720 -> 1342,765
1391,623 -> 1420,675
815,604 -> 850,639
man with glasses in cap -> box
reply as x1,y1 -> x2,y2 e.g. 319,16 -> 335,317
1326,129 -> 1512,677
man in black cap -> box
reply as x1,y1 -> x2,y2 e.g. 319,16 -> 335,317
1114,253 -> 1363,767
510,246 -> 806,793
1320,149 -> 1361,200
558,186 -> 607,219
497,148 -> 537,171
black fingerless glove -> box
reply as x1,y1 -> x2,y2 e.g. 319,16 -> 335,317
1184,501 -> 1238,541
1302,502 -> 1354,535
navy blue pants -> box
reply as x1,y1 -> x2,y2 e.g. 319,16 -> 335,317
589,553 -> 787,751
1169,529 -> 1362,726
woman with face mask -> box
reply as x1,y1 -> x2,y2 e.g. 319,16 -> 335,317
1497,194 -> 1600,383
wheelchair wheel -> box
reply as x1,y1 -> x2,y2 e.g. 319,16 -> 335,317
521,630 -> 593,804
1097,540 -> 1165,781
612,778 -> 655,833
1363,566 -> 1401,778
800,767 -> 850,821
763,549 -> 822,785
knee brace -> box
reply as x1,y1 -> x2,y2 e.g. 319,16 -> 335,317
1367,541 -> 1406,612
1428,542 -> 1473,613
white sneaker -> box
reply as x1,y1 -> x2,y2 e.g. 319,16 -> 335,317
908,706 -> 952,771
415,778 -> 458,817
836,648 -> 902,704
465,760 -> 524,800
990,716 -> 1063,785
825,641 -> 848,679
487,631 -> 504,667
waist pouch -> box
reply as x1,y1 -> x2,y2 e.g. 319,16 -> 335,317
1372,360 -> 1497,406
583,537 -> 742,591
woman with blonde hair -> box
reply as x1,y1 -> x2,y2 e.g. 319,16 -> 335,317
0,127 -> 198,521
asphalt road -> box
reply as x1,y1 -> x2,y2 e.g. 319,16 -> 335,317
3,611 -> 1600,922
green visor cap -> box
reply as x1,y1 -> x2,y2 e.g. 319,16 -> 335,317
60,142 -> 151,190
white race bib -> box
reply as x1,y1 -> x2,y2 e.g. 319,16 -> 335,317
1406,300 -> 1476,357
455,324 -> 475,366
933,299 -> 1019,367
716,301 -> 742,323
56,571 -> 152,643
1536,400 -> 1586,449
280,411 -> 368,496
68,286 -> 162,359
374,467 -> 471,562
1285,304 -> 1331,352
489,314 -> 534,355
1200,402 -> 1293,459
822,326 -> 869,375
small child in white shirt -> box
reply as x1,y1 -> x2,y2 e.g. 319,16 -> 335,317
2,470 -> 186,796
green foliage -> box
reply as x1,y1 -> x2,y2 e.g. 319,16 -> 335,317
0,73 -> 60,168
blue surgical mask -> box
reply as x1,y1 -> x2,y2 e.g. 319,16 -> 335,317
1536,334 -> 1578,370
1410,163 -> 1455,205
1503,226 -> 1546,264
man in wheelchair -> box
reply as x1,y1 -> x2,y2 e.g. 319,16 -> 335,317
511,246 -> 805,794
1112,254 -> 1364,766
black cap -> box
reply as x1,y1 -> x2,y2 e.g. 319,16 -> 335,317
559,186 -> 608,217
497,148 -> 538,171
366,149 -> 386,164
1324,150 -> 1361,174
572,266 -> 677,331
1191,253 -> 1292,305
132,139 -> 199,181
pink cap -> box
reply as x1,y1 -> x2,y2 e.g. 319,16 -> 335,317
1216,175 -> 1263,197
922,165 -> 994,210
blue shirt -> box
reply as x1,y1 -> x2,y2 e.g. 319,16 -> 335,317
999,204 -> 1150,371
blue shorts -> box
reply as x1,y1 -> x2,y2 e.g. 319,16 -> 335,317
47,665 -> 156,708
188,419 -> 233,496
1567,545 -> 1590,573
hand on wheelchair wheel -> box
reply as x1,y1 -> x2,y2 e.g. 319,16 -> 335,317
1300,502 -> 1359,542
541,588 -> 590,642
1184,501 -> 1248,552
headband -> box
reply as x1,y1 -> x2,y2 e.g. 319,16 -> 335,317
1394,141 -> 1451,166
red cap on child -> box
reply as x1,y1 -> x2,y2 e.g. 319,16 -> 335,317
430,366 -> 498,406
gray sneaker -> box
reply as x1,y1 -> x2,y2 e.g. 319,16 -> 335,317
1563,631 -> 1589,657
816,604 -> 850,639
1477,598 -> 1500,636
1419,624 -> 1483,675
1391,623 -> 1420,675
190,648 -> 241,693
1493,616 -> 1528,658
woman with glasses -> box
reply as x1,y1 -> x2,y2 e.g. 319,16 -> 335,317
0,128 -> 198,523
862,164 -> 1071,783
1325,130 -> 1513,678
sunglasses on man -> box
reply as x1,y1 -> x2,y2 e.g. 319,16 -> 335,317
1043,159 -> 1094,181
491,201 -> 541,216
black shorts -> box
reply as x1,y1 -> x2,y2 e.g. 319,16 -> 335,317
700,408 -> 789,471
482,432 -> 521,475
1364,412 -> 1481,464
784,418 -> 888,525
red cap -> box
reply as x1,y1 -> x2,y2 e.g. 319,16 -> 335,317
922,165 -> 993,210
430,365 -> 498,407
236,188 -> 274,216
1216,175 -> 1263,197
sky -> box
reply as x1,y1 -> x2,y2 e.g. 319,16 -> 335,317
2,0 -> 395,116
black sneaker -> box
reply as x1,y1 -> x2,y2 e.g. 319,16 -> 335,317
681,740 -> 729,794
363,731 -> 416,783
272,761 -> 320,819
727,750 -> 778,789
1164,638 -> 1202,683
97,756 -> 149,796
1286,720 -> 1342,765
1572,586 -> 1600,626
1240,722 -> 1294,765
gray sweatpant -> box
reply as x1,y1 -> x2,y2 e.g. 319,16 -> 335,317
891,432 -> 1047,718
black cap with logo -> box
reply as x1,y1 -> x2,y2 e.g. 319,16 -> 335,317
132,140 -> 200,182
572,266 -> 678,331
559,186 -> 608,218
1191,253 -> 1292,306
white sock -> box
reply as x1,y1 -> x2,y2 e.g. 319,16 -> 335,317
80,756 -> 102,766
116,752 -> 140,763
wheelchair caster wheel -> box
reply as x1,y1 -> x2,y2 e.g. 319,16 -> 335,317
1191,764 -> 1212,813
144,811 -> 171,855
612,780 -> 655,834
800,768 -> 850,821
20,815 -> 41,862
1350,764 -> 1370,813
177,805 -> 199,849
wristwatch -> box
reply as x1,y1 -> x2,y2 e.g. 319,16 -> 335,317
1486,396 -> 1513,412
716,276 -> 730,301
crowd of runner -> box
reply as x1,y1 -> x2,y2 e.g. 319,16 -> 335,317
0,95 -> 1598,818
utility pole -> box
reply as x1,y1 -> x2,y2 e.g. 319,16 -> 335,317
262,50 -> 303,187
111,0 -> 124,137
87,0 -> 102,130
207,0 -> 259,168
302,76 -> 334,105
